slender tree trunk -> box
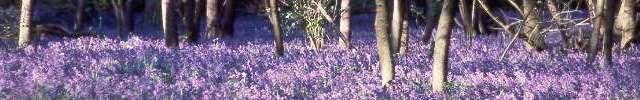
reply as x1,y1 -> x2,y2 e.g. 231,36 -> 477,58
522,0 -> 545,51
375,0 -> 394,87
206,0 -> 221,39
423,0 -> 438,44
220,0 -> 235,37
399,10 -> 409,55
391,0 -> 404,54
339,0 -> 352,49
459,0 -> 474,47
145,0 -> 161,25
181,0 -> 199,43
587,0 -> 603,63
432,0 -> 456,92
112,0 -> 132,39
600,0 -> 616,68
74,0 -> 86,33
617,0 -> 636,49
269,0 -> 284,56
163,0 -> 179,48
473,0 -> 487,35
18,0 -> 34,48
588,0 -> 615,67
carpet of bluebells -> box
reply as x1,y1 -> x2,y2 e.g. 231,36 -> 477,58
1,14 -> 639,99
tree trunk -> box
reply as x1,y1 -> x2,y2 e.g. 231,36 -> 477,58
399,11 -> 409,55
163,0 -> 179,48
375,0 -> 394,86
432,0 -> 456,92
145,0 -> 161,25
459,0 -> 474,47
18,0 -> 34,48
522,0 -> 545,51
181,0 -> 199,43
587,0 -> 603,63
391,0 -> 404,55
220,0 -> 235,37
617,0 -> 636,49
269,0 -> 284,56
112,0 -> 133,39
599,0 -> 616,68
423,0 -> 438,44
339,0 -> 352,49
74,0 -> 86,33
588,0 -> 616,67
206,0 -> 221,39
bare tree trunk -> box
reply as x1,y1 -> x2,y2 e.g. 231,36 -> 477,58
339,0 -> 352,49
423,0 -> 438,44
181,0 -> 199,43
522,0 -> 545,51
193,0 -> 205,40
471,0 -> 487,35
206,0 -> 221,39
112,0 -> 133,39
587,0 -> 603,63
617,0 -> 636,49
599,0 -> 616,68
220,0 -> 235,37
163,0 -> 179,48
269,0 -> 284,56
391,0 -> 404,55
432,0 -> 456,92
145,0 -> 161,25
18,0 -> 34,48
375,0 -> 394,87
399,11 -> 408,55
588,0 -> 616,67
459,0 -> 474,47
74,0 -> 86,33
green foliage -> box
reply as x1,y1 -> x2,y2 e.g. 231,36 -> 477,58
279,0 -> 338,50
444,81 -> 470,92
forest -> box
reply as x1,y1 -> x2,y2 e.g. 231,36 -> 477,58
0,0 -> 639,99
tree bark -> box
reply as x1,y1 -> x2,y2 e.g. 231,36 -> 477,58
617,0 -> 636,49
163,0 -> 179,48
220,0 -> 236,37
432,0 -> 456,92
588,0 -> 616,67
375,0 -> 394,87
391,0 -> 404,55
269,0 -> 284,56
206,0 -> 221,39
599,0 -> 616,68
18,0 -> 34,48
339,0 -> 352,49
399,10 -> 409,55
74,0 -> 86,33
522,0 -> 545,51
